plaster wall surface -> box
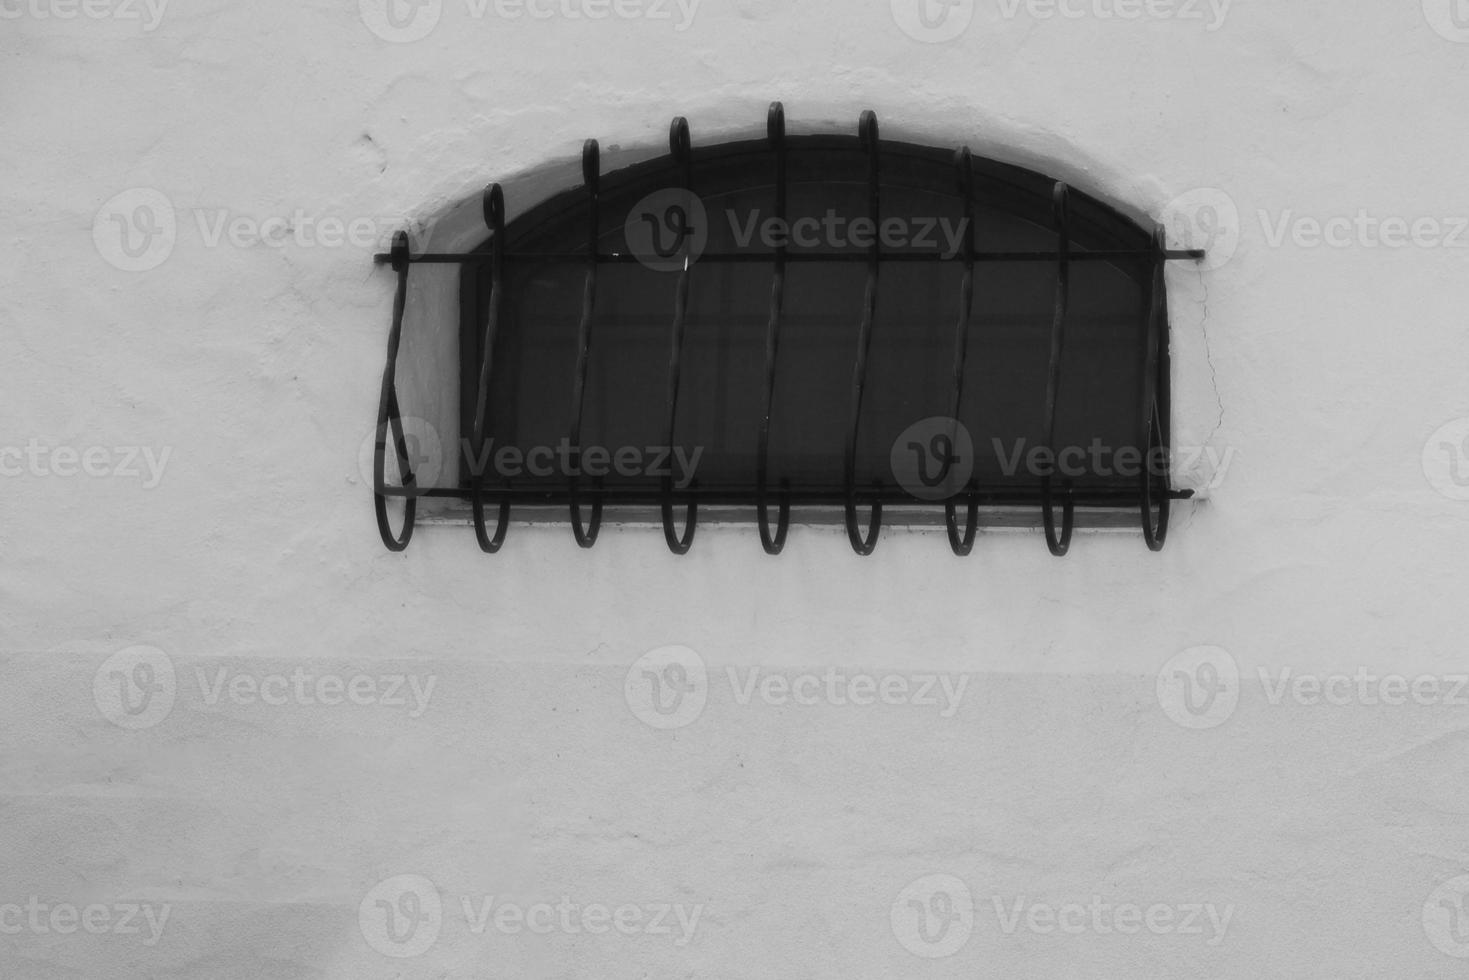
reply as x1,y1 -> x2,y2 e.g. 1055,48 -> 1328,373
3,0 -> 1469,976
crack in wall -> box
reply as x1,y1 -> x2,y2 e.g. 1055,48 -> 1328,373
1196,266 -> 1226,451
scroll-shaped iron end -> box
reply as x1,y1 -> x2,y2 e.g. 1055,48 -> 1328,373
1140,224 -> 1171,552
374,230 -> 420,552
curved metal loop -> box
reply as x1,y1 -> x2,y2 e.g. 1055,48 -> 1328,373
660,117 -> 697,555
568,139 -> 604,548
944,145 -> 981,556
767,100 -> 785,142
471,182 -> 512,554
844,109 -> 883,556
1140,225 -> 1171,552
670,115 -> 691,161
373,231 -> 418,552
757,101 -> 791,554
1040,181 -> 1075,557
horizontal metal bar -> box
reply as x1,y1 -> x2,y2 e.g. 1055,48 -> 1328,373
379,485 -> 1195,505
375,248 -> 1206,266
417,501 -> 1160,532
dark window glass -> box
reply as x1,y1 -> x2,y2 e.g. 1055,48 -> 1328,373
459,138 -> 1157,507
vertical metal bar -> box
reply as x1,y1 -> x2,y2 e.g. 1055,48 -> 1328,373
471,183 -> 511,553
945,146 -> 980,556
843,109 -> 883,556
660,116 -> 698,555
568,139 -> 604,548
373,231 -> 418,552
757,102 -> 791,555
1140,225 -> 1171,550
1040,181 -> 1075,556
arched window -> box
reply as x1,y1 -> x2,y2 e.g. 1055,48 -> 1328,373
373,105 -> 1202,557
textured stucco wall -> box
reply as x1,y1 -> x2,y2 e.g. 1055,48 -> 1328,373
5,0 -> 1469,976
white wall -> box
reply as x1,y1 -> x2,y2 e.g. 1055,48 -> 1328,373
5,0 -> 1469,976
